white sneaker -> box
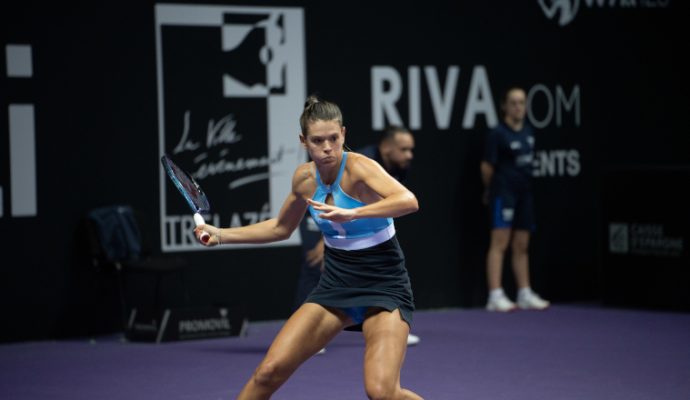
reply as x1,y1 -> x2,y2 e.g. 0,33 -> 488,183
517,291 -> 550,310
486,295 -> 517,312
407,334 -> 420,346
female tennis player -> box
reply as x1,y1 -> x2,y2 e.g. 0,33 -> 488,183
194,95 -> 422,400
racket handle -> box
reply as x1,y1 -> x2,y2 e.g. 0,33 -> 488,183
193,213 -> 210,243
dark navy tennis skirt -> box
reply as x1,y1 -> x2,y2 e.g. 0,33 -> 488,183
305,235 -> 414,331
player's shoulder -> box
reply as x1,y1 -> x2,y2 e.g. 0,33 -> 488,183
293,161 -> 313,181
292,162 -> 316,191
347,151 -> 375,165
347,151 -> 368,162
346,151 -> 384,175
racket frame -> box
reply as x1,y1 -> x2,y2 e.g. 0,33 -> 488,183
161,155 -> 211,243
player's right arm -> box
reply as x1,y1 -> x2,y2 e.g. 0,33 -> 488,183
195,164 -> 313,246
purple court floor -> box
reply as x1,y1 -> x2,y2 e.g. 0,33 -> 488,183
1,306 -> 689,400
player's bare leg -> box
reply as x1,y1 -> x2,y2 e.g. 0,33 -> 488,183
236,303 -> 348,400
362,309 -> 423,400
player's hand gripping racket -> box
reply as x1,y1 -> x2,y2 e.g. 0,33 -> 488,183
161,155 -> 212,244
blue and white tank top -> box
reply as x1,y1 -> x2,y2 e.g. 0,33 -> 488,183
307,152 -> 395,251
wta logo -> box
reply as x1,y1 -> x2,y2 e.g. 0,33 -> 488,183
539,0 -> 671,26
538,0 -> 580,26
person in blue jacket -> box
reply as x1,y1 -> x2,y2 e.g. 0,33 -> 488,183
481,87 -> 550,312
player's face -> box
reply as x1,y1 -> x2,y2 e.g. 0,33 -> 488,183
503,89 -> 527,123
301,120 -> 345,166
385,132 -> 415,170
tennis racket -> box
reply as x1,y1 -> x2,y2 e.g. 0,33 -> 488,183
161,155 -> 211,243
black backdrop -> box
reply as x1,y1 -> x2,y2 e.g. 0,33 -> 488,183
1,0 -> 687,342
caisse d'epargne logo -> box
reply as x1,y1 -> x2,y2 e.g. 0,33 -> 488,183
155,4 -> 306,251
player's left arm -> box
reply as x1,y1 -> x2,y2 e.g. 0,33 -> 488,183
308,155 -> 418,222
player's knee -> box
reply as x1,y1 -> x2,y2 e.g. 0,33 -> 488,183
365,380 -> 397,400
252,361 -> 285,389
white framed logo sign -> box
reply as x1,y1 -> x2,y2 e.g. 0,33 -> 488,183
155,4 -> 306,251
